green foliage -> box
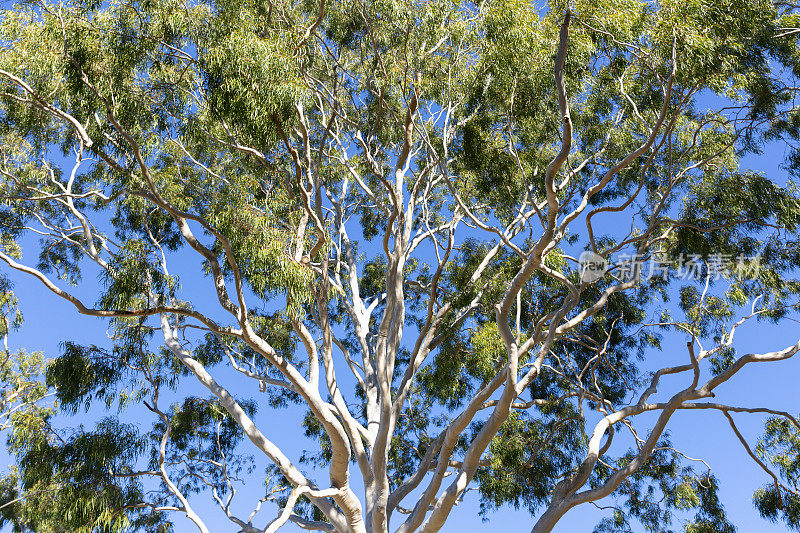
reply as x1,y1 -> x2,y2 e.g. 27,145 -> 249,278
4,415 -> 166,533
203,28 -> 302,142
752,417 -> 800,530
47,342 -> 123,413
592,445 -> 735,533
476,408 -> 585,516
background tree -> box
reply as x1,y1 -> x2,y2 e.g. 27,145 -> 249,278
1,0 -> 800,532
0,274 -> 54,531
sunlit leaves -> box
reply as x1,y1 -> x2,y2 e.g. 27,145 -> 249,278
203,28 -> 303,142
477,408 -> 584,516
5,415 -> 160,533
752,416 -> 800,530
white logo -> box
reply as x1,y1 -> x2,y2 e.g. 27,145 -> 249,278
579,251 -> 607,283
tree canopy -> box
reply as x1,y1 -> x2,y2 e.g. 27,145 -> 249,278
1,0 -> 800,532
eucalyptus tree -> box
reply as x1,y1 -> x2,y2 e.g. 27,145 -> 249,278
2,0 -> 800,532
0,278 -> 52,530
0,282 -> 48,434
